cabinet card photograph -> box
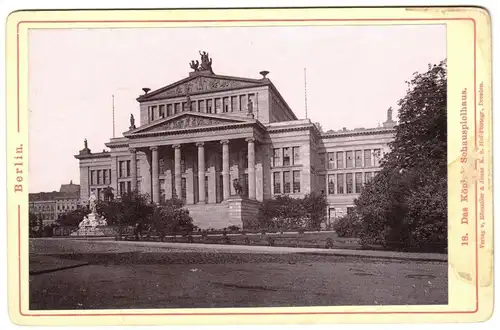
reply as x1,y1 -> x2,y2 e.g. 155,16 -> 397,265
5,6 -> 492,326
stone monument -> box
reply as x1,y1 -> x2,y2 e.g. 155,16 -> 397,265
71,193 -> 108,236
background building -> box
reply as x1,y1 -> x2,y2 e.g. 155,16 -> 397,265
29,181 -> 81,225
75,53 -> 395,229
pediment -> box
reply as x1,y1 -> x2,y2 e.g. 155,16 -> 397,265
127,113 -> 252,136
139,74 -> 266,101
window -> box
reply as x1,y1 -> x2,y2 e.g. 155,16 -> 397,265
215,98 -> 221,113
96,170 -> 101,185
190,101 -> 196,112
283,171 -> 291,194
103,170 -> 107,184
159,105 -> 165,118
119,182 -> 126,196
197,100 -> 204,113
327,152 -> 335,169
365,172 -> 372,184
355,150 -> 362,167
204,176 -> 208,201
159,158 -> 165,174
97,188 -> 101,200
293,171 -> 301,193
223,97 -> 229,113
239,95 -> 246,112
364,150 -> 372,167
181,178 -> 187,202
355,173 -> 363,193
90,170 -> 95,185
373,149 -> 382,166
126,160 -> 131,177
231,96 -> 238,111
150,106 -> 157,121
328,174 -> 335,194
283,148 -> 291,166
273,172 -> 281,194
346,151 -> 353,168
206,100 -> 213,113
181,156 -> 186,173
337,174 -> 344,194
174,103 -> 181,114
273,148 -> 281,167
336,152 -> 344,169
119,161 -> 124,178
292,147 -> 300,165
346,173 -> 354,193
167,104 -> 173,116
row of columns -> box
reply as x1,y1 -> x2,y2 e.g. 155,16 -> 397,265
129,138 -> 256,204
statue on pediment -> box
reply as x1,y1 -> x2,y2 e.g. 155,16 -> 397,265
84,138 -> 88,149
199,51 -> 213,71
129,114 -> 136,129
190,60 -> 200,72
247,99 -> 254,113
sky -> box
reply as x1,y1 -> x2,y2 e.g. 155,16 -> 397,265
28,24 -> 446,193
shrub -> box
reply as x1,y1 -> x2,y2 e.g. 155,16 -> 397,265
332,213 -> 363,238
227,225 -> 240,232
151,198 -> 194,238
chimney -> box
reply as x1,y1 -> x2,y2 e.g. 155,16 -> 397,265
259,71 -> 270,79
142,87 -> 151,95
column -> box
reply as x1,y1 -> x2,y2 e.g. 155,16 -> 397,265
130,148 -> 137,191
151,146 -> 159,203
173,144 -> 181,199
246,137 -> 256,200
197,142 -> 206,203
221,140 -> 230,200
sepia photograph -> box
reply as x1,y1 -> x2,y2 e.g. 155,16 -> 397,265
25,22 -> 450,311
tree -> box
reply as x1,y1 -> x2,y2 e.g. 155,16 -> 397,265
29,212 -> 41,237
354,59 -> 447,252
151,198 -> 194,240
56,206 -> 90,227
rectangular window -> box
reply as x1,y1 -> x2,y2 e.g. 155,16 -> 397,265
206,100 -> 213,113
373,149 -> 382,166
283,147 -> 291,166
190,101 -> 196,112
119,182 -> 125,196
327,152 -> 335,169
364,150 -> 372,167
346,173 -> 354,194
283,171 -> 291,194
239,95 -> 246,112
365,172 -> 372,184
197,100 -> 205,113
96,170 -> 101,185
231,96 -> 238,111
174,103 -> 181,114
97,188 -> 101,200
273,148 -> 281,167
181,178 -> 187,202
346,151 -> 353,168
336,152 -> 344,169
328,174 -> 335,195
103,169 -> 107,184
355,173 -> 363,193
204,176 -> 208,202
159,105 -> 165,118
151,106 -> 157,121
293,171 -> 301,193
126,160 -> 131,177
90,170 -> 95,185
167,104 -> 173,116
273,172 -> 281,194
127,181 -> 132,194
109,169 -> 112,183
118,161 -> 123,178
223,97 -> 229,113
337,174 -> 344,194
215,98 -> 221,113
355,150 -> 362,167
292,147 -> 300,165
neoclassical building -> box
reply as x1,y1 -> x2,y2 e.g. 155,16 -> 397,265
75,52 -> 396,229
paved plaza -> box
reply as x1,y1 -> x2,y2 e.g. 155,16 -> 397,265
29,238 -> 448,310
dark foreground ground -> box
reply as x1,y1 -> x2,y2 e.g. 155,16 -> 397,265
29,238 -> 448,310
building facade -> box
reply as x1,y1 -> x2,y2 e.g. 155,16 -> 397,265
29,181 -> 81,225
75,53 -> 395,229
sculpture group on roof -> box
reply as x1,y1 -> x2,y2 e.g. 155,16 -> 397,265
189,51 -> 213,72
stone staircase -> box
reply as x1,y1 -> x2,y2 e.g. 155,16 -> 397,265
185,203 -> 232,229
